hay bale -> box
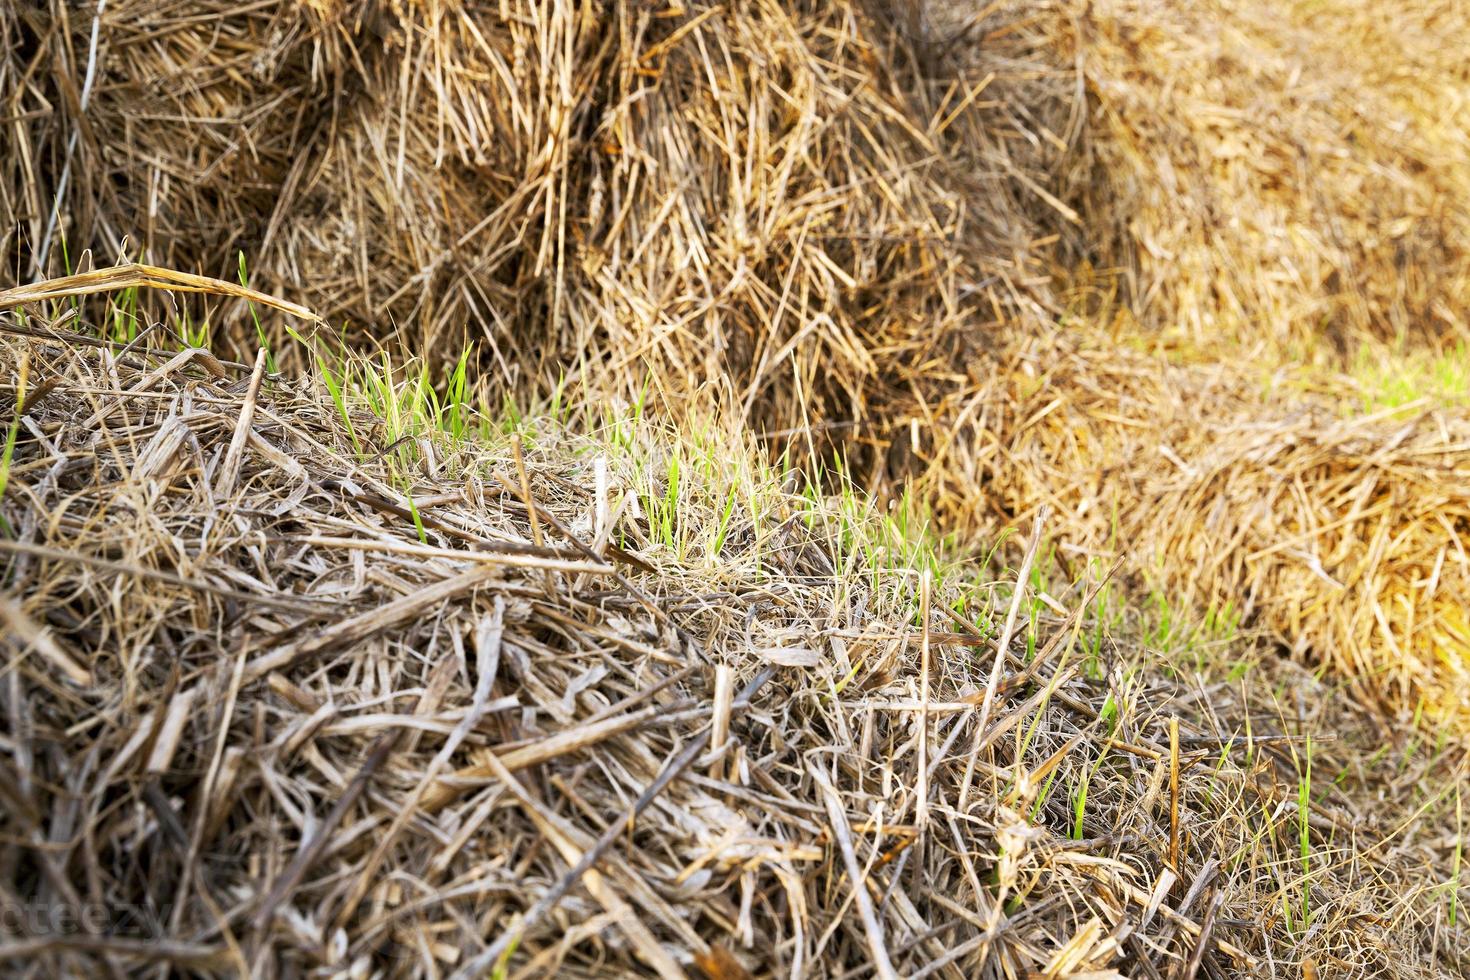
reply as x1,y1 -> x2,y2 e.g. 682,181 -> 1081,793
3,286 -> 1463,976
944,326 -> 1470,728
4,0 -> 1076,474
1145,401 -> 1470,722
1051,0 -> 1470,351
561,0 -> 1043,420
257,0 -> 1077,466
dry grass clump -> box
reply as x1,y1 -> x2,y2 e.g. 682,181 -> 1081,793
934,325 -> 1470,730
1050,0 -> 1470,353
3,285 -> 1464,976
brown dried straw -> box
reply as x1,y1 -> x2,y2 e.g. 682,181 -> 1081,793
927,325 -> 1470,730
1,1 -> 1076,462
1,286 -> 1465,976
1047,0 -> 1470,353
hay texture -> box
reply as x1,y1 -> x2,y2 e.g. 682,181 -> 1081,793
5,0 -> 1466,760
0,0 -> 359,279
1052,0 -> 1470,351
2,0 -> 1075,456
934,326 -> 1470,729
2,285 -> 1464,976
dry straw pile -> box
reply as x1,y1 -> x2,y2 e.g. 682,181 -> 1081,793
3,0 -> 1470,971
1050,0 -> 1470,351
930,0 -> 1470,728
1,1 -> 1467,736
0,298 -> 1463,977
0,0 -> 1072,448
931,327 -> 1470,728
0,0 -> 358,283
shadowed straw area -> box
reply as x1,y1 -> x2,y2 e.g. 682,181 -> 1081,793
1,293 -> 1466,977
0,0 -> 362,280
